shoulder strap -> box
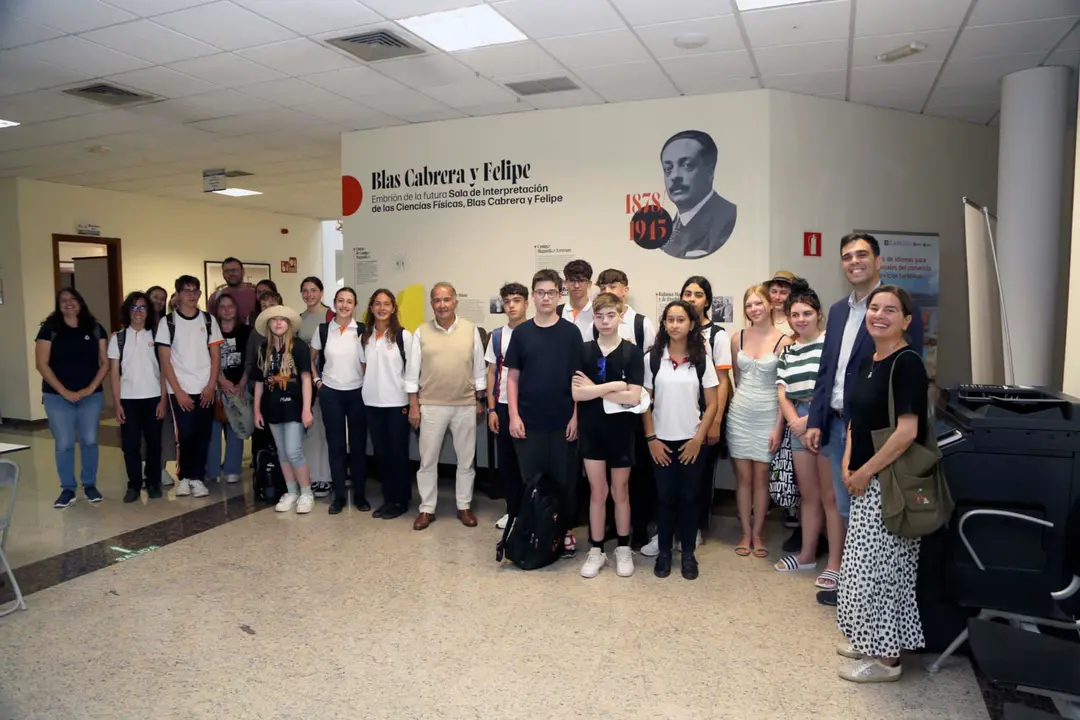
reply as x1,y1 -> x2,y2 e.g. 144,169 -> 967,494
591,325 -> 600,341
203,311 -> 212,335
885,349 -> 921,430
116,329 -> 126,376
492,327 -> 504,403
556,303 -> 565,317
166,312 -> 175,342
633,313 -> 645,348
739,329 -> 744,350
318,322 -> 329,352
772,334 -> 784,353
649,346 -> 662,378
620,338 -> 635,376
395,331 -> 407,369
325,307 -> 335,323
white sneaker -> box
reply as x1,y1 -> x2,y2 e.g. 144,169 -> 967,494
275,493 -> 298,512
175,479 -> 191,496
614,546 -> 635,577
225,474 -> 240,484
641,535 -> 660,557
295,494 -> 314,514
675,530 -> 704,553
495,514 -> 508,530
838,658 -> 902,683
190,479 -> 209,498
580,547 -> 606,578
161,469 -> 175,487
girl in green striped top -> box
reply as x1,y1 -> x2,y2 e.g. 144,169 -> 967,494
774,281 -> 842,591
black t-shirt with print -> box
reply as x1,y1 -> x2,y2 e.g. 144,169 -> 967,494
503,318 -> 584,431
253,338 -> 311,424
579,339 -> 645,430
848,348 -> 929,472
36,320 -> 107,395
219,324 -> 253,385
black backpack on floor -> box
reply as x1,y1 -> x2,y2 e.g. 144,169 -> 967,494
254,446 -> 286,504
496,473 -> 565,571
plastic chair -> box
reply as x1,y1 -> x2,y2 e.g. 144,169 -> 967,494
0,459 -> 27,616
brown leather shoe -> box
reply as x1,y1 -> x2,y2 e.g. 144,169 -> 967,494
458,509 -> 478,527
413,512 -> 436,531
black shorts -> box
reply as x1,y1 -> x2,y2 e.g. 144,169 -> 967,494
579,420 -> 636,468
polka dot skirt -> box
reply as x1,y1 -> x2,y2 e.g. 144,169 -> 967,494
837,476 -> 925,658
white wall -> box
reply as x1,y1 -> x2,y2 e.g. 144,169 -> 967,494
768,92 -> 999,386
9,179 -> 323,420
0,178 -> 29,422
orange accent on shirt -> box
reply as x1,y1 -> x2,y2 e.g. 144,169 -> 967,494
375,330 -> 385,341
571,308 -> 580,320
337,324 -> 348,336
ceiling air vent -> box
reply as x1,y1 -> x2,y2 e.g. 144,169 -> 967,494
505,76 -> 579,97
63,83 -> 158,107
225,170 -> 253,178
327,30 -> 424,62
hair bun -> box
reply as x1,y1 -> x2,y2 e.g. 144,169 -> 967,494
790,277 -> 810,293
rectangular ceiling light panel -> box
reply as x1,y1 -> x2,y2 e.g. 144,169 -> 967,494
398,5 -> 526,53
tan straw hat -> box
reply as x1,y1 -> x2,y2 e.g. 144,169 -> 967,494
254,305 -> 302,337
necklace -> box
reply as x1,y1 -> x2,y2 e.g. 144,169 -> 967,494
868,340 -> 905,378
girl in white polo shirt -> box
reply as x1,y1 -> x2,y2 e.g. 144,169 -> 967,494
310,287 -> 369,516
642,300 -> 720,581
109,291 -> 167,503
361,289 -> 413,520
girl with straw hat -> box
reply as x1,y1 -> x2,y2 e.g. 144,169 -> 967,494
253,304 -> 315,514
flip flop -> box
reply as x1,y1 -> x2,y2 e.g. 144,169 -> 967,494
774,555 -> 816,572
752,546 -> 769,559
816,569 -> 840,590
734,545 -> 752,557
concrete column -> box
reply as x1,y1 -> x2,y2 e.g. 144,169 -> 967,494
997,66 -> 1070,387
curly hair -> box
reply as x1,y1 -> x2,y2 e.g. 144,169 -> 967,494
650,299 -> 706,366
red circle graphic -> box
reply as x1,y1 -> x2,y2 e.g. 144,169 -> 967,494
342,175 -> 363,216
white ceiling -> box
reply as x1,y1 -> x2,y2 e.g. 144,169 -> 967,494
0,0 -> 1076,219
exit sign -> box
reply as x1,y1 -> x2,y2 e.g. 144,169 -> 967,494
804,232 -> 822,257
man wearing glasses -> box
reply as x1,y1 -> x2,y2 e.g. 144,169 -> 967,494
557,259 -> 595,342
156,275 -> 223,498
505,269 -> 586,557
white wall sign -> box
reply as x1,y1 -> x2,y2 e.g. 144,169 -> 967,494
76,223 -> 100,237
202,168 -> 226,193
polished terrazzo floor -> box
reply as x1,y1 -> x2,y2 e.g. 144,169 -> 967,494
0,427 -> 994,719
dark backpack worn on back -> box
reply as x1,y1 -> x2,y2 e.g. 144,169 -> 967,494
591,312 -> 646,348
497,473 -> 565,571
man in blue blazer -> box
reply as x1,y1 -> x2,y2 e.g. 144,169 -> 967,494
804,233 -> 923,603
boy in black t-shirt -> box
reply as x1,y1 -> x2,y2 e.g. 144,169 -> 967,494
505,269 -> 585,556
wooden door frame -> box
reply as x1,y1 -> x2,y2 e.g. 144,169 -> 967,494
52,234 -> 124,330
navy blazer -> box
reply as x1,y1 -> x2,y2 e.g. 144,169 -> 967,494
807,292 -> 924,447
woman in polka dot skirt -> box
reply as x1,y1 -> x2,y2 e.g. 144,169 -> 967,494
835,285 -> 928,683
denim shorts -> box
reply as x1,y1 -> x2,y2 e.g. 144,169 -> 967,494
789,402 -> 811,452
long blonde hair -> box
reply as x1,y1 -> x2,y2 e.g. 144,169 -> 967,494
743,284 -> 773,328
261,318 -> 297,381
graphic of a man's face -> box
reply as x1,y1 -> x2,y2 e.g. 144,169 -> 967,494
662,137 -> 714,213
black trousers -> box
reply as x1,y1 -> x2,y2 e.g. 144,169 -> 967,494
495,405 -> 523,516
170,397 -> 214,483
121,397 -> 163,491
629,421 -> 655,541
320,386 -> 368,504
653,439 -> 707,556
514,429 -> 578,529
367,405 -> 411,507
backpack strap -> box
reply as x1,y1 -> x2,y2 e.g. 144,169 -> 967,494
491,326 -> 504,403
165,312 -> 175,344
325,307 -> 335,323
633,312 -> 645,348
116,329 -> 126,377
317,322 -> 329,373
203,311 -> 212,339
591,324 -> 599,341
556,303 -> 565,317
649,345 -> 662,379
395,331 -> 407,372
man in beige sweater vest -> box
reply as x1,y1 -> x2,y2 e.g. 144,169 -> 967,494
405,282 -> 488,530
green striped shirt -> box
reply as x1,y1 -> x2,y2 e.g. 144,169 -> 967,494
776,334 -> 825,401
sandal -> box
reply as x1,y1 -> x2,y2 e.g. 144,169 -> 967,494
774,555 -> 816,572
816,569 -> 840,590
752,545 -> 769,559
734,545 -> 752,557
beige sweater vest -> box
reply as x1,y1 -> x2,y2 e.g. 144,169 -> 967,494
418,318 -> 475,406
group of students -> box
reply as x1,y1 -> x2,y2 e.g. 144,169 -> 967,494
34,235 -> 930,685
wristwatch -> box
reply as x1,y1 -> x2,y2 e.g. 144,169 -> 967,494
486,408 -> 497,415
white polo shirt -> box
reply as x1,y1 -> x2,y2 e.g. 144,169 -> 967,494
483,324 -> 515,405
362,328 -> 411,407
644,346 -> 720,441
310,319 -> 365,392
561,300 -> 594,342
155,310 -> 223,395
107,327 -> 161,400
703,323 -> 733,371
619,306 -> 657,349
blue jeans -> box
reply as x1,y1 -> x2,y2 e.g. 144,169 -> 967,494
269,422 -> 306,469
206,418 -> 244,479
43,391 -> 104,490
823,412 -> 850,522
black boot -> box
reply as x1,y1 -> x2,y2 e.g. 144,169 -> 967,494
654,552 -> 672,578
123,487 -> 141,503
681,553 -> 699,580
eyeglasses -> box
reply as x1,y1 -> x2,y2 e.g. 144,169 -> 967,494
566,278 -> 589,286
130,304 -> 147,312
534,289 -> 560,299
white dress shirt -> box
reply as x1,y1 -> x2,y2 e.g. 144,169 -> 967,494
830,281 -> 880,411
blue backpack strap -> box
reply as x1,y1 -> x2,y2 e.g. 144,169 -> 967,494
492,326 -> 504,404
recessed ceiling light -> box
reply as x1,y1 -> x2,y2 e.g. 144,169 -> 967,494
876,41 -> 928,63
397,4 -> 526,53
212,188 -> 262,197
0,119 -> 20,129
735,0 -> 820,10
674,33 -> 708,50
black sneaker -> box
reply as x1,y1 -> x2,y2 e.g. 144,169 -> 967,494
681,554 -> 699,581
782,528 -> 802,554
817,590 -> 838,607
654,552 -> 672,578
123,488 -> 140,503
84,486 -> 103,503
783,509 -> 800,528
372,503 -> 388,518
354,499 -> 371,512
380,503 -> 406,520
53,489 -> 76,509
312,481 -> 331,498
328,498 -> 347,515
147,486 -> 163,499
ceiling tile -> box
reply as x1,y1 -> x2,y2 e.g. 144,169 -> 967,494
492,0 -> 624,41
0,50 -> 94,96
540,29 -> 650,68
302,66 -> 410,98
231,0 -> 382,35
422,78 -> 518,107
452,41 -> 566,79
168,53 -> 287,86
119,98 -> 224,122
360,0 -> 485,19
466,101 -> 532,116
851,29 -> 957,67
926,83 -> 1000,108
102,0 -> 223,16
354,88 -> 450,115
593,82 -> 680,103
525,87 -> 605,109
848,85 -> 928,112
763,68 -> 847,96
969,0 -> 1080,27
849,60 -> 941,94
187,109 -> 316,136
236,38 -> 358,75
19,35 -> 152,76
659,50 -> 755,85
79,19 -> 220,64
755,39 -> 847,76
926,104 -> 999,124
951,17 -> 1078,60
610,0 -> 733,26
9,0 -> 137,33
154,1 -> 297,51
237,77 -> 347,106
107,66 -> 221,97
289,97 -> 397,123
179,88 -> 281,114
0,89 -> 108,124
0,11 -> 65,50
854,0 -> 969,36
574,60 -> 671,87
1044,48 -> 1080,68
671,76 -> 761,96
395,107 -> 469,123
634,15 -> 743,59
936,53 -> 1042,88
376,55 -> 477,88
740,0 -> 851,48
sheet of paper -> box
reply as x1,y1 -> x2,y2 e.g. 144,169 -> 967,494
534,244 -> 574,272
353,247 -> 378,285
456,295 -> 487,325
